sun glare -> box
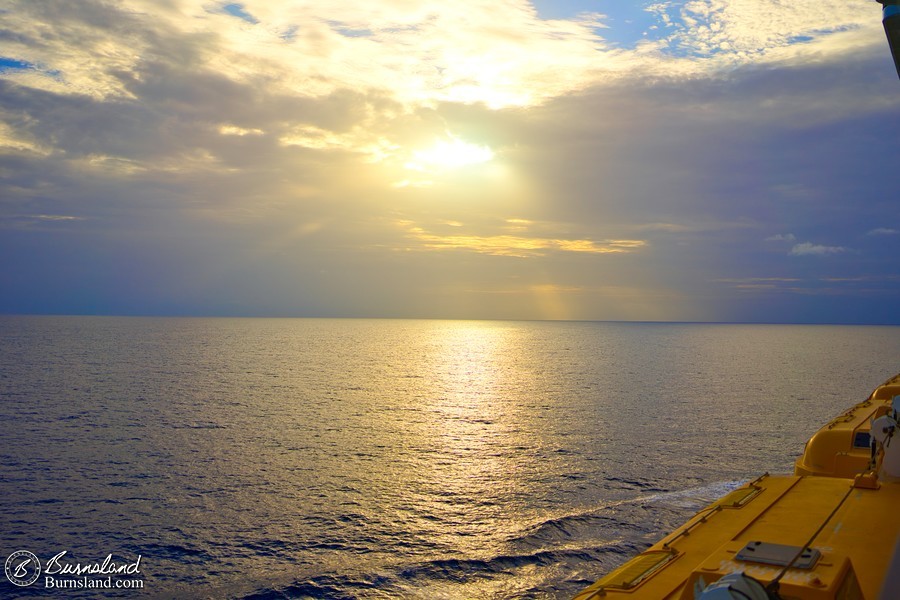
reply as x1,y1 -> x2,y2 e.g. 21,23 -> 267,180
409,138 -> 494,170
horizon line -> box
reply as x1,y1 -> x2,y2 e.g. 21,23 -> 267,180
2,312 -> 899,327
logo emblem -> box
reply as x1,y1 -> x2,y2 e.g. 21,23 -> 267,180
5,550 -> 41,587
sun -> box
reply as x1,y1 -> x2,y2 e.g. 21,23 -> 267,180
408,137 -> 494,171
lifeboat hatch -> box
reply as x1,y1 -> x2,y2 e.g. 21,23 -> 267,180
592,550 -> 679,590
735,541 -> 821,569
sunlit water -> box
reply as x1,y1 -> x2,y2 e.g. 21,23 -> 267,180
2,317 -> 899,599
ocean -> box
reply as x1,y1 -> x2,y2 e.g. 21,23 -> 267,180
1,317 -> 899,599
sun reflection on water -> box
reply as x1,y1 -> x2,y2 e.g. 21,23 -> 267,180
402,321 -> 535,550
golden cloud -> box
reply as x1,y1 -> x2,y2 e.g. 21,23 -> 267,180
399,221 -> 646,257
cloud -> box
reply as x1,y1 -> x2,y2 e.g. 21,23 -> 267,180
789,242 -> 848,256
867,228 -> 898,236
0,0 -> 887,116
0,0 -> 618,109
403,229 -> 646,257
651,0 -> 879,66
766,233 -> 797,243
1,0 -> 899,322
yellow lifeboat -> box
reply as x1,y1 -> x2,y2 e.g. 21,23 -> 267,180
795,373 -> 900,479
574,375 -> 900,600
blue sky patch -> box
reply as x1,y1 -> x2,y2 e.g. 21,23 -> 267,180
0,57 -> 35,71
531,0 -> 678,50
331,25 -> 374,39
222,3 -> 258,25
0,57 -> 62,79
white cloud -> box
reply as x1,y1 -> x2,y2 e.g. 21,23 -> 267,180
657,0 -> 879,67
766,233 -> 797,243
867,228 -> 898,236
1,0 -> 886,116
0,0 -> 621,108
789,242 -> 847,256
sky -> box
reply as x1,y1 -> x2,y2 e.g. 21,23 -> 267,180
1,0 -> 899,323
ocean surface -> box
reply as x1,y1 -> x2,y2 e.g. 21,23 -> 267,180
2,317 -> 900,599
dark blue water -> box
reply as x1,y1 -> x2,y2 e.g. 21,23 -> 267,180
1,317 -> 899,598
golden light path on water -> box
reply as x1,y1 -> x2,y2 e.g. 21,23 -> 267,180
419,324 -> 522,527
395,323 -> 536,547
383,321 -> 579,597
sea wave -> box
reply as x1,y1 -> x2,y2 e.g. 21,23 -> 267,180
237,480 -> 748,600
